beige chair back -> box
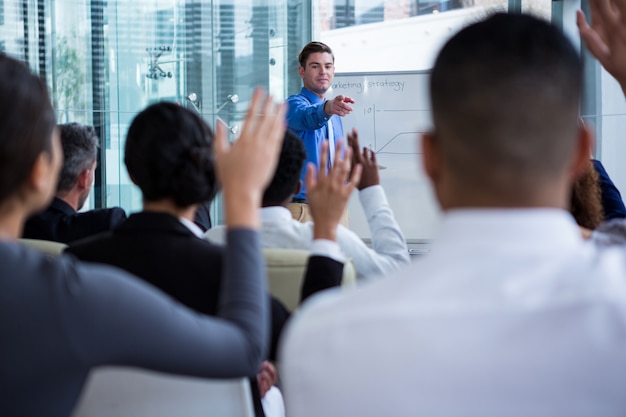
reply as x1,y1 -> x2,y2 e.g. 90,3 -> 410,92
19,238 -> 67,256
263,248 -> 356,312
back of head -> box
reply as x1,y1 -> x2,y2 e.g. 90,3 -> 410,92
430,13 -> 582,195
124,102 -> 217,208
56,123 -> 99,193
299,41 -> 334,67
263,130 -> 306,207
0,55 -> 56,205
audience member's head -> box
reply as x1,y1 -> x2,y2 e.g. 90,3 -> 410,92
424,13 -> 588,210
570,160 -> 604,229
262,129 -> 306,207
56,123 -> 99,210
124,102 -> 217,208
0,54 -> 59,217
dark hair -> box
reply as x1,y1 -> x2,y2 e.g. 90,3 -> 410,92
57,123 -> 99,193
570,160 -> 604,229
430,13 -> 582,193
262,130 -> 306,206
124,102 -> 217,207
0,54 -> 56,203
298,41 -> 334,68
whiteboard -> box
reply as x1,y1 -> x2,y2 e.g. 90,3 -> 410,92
329,71 -> 441,242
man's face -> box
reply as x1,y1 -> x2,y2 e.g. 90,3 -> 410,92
298,52 -> 335,97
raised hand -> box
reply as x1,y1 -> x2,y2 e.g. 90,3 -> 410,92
324,95 -> 355,117
306,140 -> 362,241
214,88 -> 287,228
577,0 -> 626,93
347,128 -> 380,190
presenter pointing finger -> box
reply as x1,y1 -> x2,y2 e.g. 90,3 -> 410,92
324,95 -> 355,118
286,41 -> 353,227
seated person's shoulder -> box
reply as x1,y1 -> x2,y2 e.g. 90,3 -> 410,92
63,207 -> 125,245
64,229 -> 115,259
70,206 -> 126,232
22,208 -> 59,241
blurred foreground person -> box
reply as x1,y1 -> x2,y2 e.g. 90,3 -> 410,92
0,55 -> 285,417
281,12 -> 626,417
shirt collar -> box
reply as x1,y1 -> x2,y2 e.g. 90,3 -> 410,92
178,216 -> 204,238
260,206 -> 293,222
300,87 -> 325,104
435,208 -> 582,251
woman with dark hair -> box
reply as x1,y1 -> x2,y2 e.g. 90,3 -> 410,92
66,103 -> 292,362
0,54 -> 286,416
66,95 -> 352,414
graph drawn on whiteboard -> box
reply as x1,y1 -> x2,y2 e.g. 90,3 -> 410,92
329,71 -> 441,241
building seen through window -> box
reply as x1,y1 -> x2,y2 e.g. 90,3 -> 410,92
0,0 -> 624,223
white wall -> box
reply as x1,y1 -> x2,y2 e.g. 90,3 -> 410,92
321,8 -> 489,73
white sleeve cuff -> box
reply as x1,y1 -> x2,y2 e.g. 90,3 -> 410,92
310,239 -> 344,263
358,185 -> 387,213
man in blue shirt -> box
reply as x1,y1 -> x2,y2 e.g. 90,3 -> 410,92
286,41 -> 354,224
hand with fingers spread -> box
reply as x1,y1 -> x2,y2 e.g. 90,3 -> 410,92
214,88 -> 287,228
324,95 -> 356,118
577,0 -> 626,93
347,128 -> 380,191
306,140 -> 362,241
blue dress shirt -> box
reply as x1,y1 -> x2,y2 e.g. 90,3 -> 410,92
286,87 -> 345,200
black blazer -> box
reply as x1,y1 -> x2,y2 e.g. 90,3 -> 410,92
66,212 -> 344,359
22,197 -> 126,244
66,212 -> 342,417
66,212 -> 224,316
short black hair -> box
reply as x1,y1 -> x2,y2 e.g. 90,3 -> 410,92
262,129 -> 306,206
57,123 -> 99,193
299,41 -> 334,68
430,13 -> 582,192
0,54 -> 56,203
124,102 -> 217,208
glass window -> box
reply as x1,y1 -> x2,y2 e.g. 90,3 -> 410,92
0,0 -> 309,222
8,0 -> 625,228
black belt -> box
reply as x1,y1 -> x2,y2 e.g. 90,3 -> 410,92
291,198 -> 307,204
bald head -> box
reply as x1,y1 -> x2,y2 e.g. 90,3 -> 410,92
428,13 -> 584,205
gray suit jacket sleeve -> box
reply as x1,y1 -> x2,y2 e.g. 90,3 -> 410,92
60,228 -> 267,377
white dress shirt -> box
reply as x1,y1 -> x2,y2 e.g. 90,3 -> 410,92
178,216 -> 205,238
280,209 -> 626,417
205,185 -> 410,279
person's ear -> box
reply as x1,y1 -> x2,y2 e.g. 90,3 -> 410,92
29,152 -> 54,194
27,150 -> 59,213
298,66 -> 305,79
77,168 -> 91,190
570,122 -> 594,181
294,180 -> 302,195
421,132 -> 441,185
